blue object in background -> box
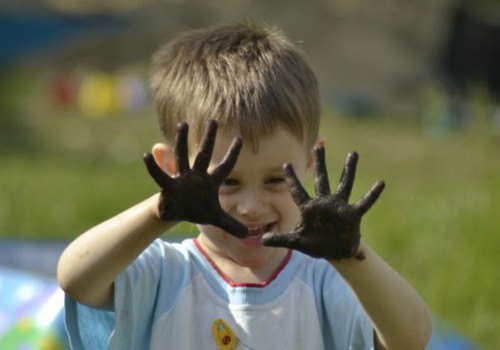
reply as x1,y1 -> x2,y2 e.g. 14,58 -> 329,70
0,8 -> 128,68
435,320 -> 483,350
0,266 -> 67,349
0,240 -> 68,348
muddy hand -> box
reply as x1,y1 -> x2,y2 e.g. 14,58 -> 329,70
143,120 -> 248,238
262,146 -> 385,260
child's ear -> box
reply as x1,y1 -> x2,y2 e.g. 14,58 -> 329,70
151,143 -> 176,175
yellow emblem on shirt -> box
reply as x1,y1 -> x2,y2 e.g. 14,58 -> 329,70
212,319 -> 238,350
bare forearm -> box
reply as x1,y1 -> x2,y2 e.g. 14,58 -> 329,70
57,194 -> 175,309
329,242 -> 432,350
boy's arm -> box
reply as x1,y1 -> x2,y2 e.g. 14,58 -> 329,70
57,194 -> 172,310
262,148 -> 432,350
58,120 -> 248,310
329,242 -> 432,350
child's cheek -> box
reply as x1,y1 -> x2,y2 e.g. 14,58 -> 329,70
279,192 -> 301,230
218,193 -> 232,213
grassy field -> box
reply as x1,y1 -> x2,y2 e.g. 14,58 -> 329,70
1,99 -> 499,348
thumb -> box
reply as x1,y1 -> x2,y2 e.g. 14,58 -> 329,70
262,232 -> 301,249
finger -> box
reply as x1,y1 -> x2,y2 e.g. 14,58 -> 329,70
175,122 -> 190,174
143,152 -> 172,188
284,163 -> 310,206
313,145 -> 331,196
211,137 -> 243,181
334,152 -> 358,202
353,180 -> 385,216
211,211 -> 249,238
262,231 -> 301,249
193,119 -> 217,172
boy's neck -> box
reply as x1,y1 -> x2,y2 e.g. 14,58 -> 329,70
195,235 -> 290,285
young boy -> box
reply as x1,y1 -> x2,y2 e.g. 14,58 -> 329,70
58,21 -> 435,349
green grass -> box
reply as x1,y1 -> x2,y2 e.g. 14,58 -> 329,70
1,102 -> 499,347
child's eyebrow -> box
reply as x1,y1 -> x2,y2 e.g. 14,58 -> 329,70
217,165 -> 285,177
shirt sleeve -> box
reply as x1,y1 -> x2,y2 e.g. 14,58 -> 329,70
64,296 -> 114,350
310,258 -> 375,350
110,239 -> 166,349
64,239 -> 167,349
111,239 -> 194,349
312,258 -> 446,350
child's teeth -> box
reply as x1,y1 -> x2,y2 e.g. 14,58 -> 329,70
248,225 -> 265,235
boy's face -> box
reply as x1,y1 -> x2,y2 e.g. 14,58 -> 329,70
197,126 -> 314,265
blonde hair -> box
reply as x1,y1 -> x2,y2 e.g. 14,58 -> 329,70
150,21 -> 320,152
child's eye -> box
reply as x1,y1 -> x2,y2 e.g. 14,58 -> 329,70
222,178 -> 239,186
265,177 -> 286,185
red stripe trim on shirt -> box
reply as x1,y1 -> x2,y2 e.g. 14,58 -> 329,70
193,238 -> 292,288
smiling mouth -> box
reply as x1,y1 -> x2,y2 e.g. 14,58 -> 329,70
246,223 -> 274,238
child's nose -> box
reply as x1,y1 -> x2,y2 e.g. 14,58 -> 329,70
236,190 -> 268,217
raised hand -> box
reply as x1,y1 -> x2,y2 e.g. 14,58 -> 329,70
143,120 -> 248,238
262,146 -> 385,260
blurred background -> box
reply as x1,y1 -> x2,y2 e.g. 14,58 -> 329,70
1,0 -> 499,348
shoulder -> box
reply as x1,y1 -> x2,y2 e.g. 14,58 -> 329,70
117,238 -> 198,287
135,238 -> 193,265
291,251 -> 340,284
290,253 -> 375,346
114,238 -> 201,311
290,251 -> 358,303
